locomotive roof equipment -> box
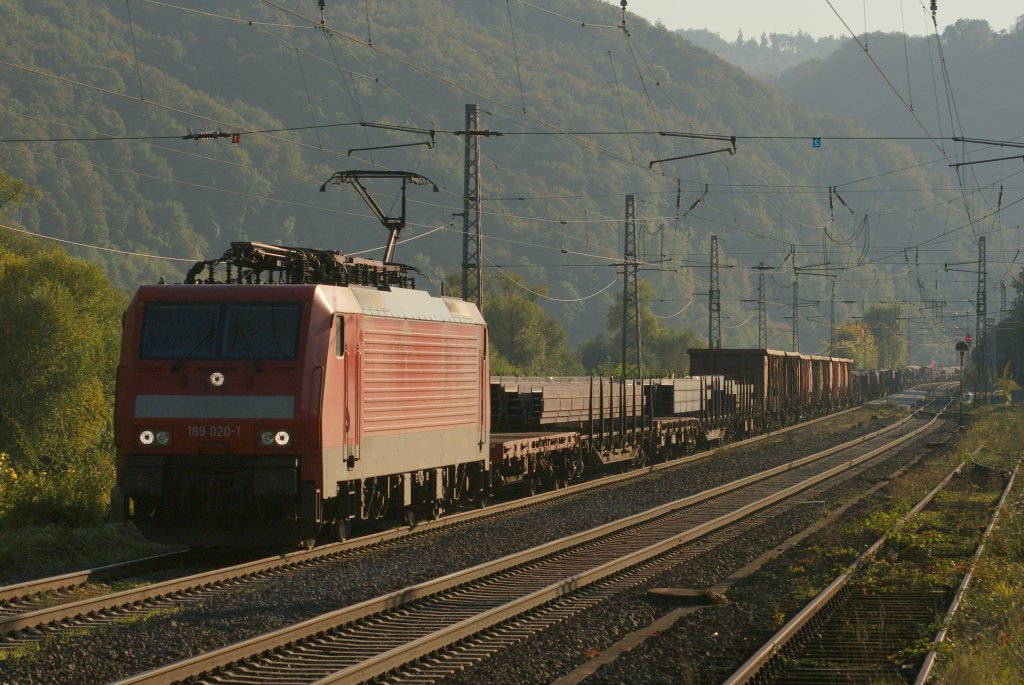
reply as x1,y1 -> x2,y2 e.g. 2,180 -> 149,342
184,241 -> 415,290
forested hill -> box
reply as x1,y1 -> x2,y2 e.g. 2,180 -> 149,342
677,29 -> 845,78
775,19 -> 1024,141
0,0 -> 972,355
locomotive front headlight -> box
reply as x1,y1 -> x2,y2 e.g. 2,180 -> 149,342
274,431 -> 290,446
258,431 -> 275,446
155,431 -> 171,446
139,430 -> 155,445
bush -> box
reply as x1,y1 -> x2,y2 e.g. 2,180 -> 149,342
0,522 -> 171,583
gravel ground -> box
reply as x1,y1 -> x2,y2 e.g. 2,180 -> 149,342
441,420 -> 957,685
0,409 -> 911,684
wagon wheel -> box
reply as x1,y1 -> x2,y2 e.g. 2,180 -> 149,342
403,506 -> 417,528
569,454 -> 585,481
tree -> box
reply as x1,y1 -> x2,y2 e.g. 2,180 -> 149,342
0,163 -> 37,217
993,269 -> 1024,383
863,304 -> 906,369
579,280 -> 703,377
0,244 -> 126,523
483,273 -> 581,376
834,320 -> 879,369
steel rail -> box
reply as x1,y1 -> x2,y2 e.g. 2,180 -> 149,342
0,550 -> 189,604
0,404 -> 881,637
913,459 -> 1020,685
317,409 -> 944,685
401,427 -> 955,685
110,404 -> 945,685
721,447 -> 968,685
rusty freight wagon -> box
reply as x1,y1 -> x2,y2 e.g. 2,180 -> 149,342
688,348 -> 855,429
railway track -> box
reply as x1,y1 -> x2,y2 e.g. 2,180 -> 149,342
0,550 -> 190,618
0,403 -> 876,642
107,401 -> 947,685
722,450 -> 1017,685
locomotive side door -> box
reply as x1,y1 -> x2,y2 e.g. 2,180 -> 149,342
340,314 -> 358,462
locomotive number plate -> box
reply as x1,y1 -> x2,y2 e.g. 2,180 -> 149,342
187,425 -> 242,438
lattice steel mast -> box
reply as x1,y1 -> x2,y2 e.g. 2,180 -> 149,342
461,104 -> 483,309
708,234 -> 721,348
755,262 -> 770,349
621,195 -> 642,376
975,236 -> 987,398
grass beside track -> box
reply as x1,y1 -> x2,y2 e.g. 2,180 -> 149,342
0,522 -> 173,585
932,406 -> 1024,685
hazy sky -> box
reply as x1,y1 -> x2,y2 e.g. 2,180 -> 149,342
612,1 -> 1022,38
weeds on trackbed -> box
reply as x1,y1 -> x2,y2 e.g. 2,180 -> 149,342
929,406 -> 1024,685
801,406 -> 1023,682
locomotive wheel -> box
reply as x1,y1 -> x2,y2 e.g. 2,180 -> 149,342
527,477 -> 538,496
403,506 -> 417,528
333,518 -> 355,542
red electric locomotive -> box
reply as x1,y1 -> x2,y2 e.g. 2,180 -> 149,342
112,243 -> 489,547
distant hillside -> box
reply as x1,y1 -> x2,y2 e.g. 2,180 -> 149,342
677,29 -> 845,78
775,19 -> 1024,138
0,0 -> 971,359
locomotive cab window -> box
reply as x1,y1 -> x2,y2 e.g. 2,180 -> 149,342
141,302 -> 302,360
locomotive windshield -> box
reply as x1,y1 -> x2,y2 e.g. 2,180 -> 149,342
140,302 -> 302,360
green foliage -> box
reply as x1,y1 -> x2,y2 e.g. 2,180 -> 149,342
0,522 -> 170,584
862,502 -> 912,537
0,242 -> 125,525
483,273 -> 582,375
0,162 -> 38,215
777,20 -> 1024,140
993,362 -> 1019,403
834,320 -> 878,369
991,269 -> 1024,385
579,280 -> 703,375
932,411 -> 1024,684
957,407 -> 1024,471
678,28 -> 845,78
863,304 -> 906,369
488,345 -> 519,376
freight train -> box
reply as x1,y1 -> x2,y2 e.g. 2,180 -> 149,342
111,242 -> 924,547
